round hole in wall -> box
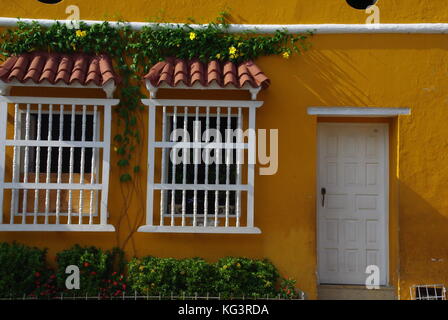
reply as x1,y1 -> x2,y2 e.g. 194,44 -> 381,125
37,0 -> 63,4
346,0 -> 378,10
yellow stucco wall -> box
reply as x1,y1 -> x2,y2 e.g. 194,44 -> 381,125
1,0 -> 448,300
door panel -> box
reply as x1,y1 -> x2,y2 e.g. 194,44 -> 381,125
317,123 -> 388,285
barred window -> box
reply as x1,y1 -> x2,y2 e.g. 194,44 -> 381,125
165,112 -> 239,220
140,99 -> 262,234
0,97 -> 117,231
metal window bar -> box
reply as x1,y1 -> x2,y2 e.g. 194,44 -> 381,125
140,99 -> 263,234
410,284 -> 446,300
0,96 -> 118,232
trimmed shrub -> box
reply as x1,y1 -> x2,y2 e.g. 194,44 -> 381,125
128,257 -> 215,296
0,242 -> 47,297
30,268 -> 59,299
177,258 -> 216,295
0,242 -> 301,299
128,256 -> 280,298
214,257 -> 279,298
55,245 -> 124,296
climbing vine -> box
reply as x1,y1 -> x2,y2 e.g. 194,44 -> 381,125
0,13 -> 312,183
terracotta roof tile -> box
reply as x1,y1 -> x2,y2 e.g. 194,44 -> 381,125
0,52 -> 120,86
144,58 -> 270,89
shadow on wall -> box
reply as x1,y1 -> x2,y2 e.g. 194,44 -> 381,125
291,34 -> 448,108
294,48 -> 374,107
398,181 -> 448,300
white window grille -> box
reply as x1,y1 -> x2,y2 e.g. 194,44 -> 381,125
0,96 -> 118,231
410,284 -> 447,300
139,99 -> 262,234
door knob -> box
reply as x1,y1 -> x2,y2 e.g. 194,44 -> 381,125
321,188 -> 326,207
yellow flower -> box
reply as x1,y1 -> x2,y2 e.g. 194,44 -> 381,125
282,51 -> 290,59
236,263 -> 241,268
139,266 -> 145,271
75,30 -> 87,37
189,32 -> 196,40
223,265 -> 228,270
215,53 -> 221,59
229,46 -> 237,55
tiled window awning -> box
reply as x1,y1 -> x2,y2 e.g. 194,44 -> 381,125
144,58 -> 270,99
0,52 -> 120,97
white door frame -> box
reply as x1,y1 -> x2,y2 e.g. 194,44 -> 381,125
316,122 -> 389,286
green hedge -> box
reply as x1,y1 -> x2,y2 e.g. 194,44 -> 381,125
56,245 -> 125,296
0,242 -> 303,299
0,242 -> 47,297
128,256 -> 281,298
128,257 -> 215,296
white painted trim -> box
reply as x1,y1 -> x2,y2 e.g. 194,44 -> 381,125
0,96 -> 119,106
0,224 -> 115,232
2,17 -> 448,34
246,107 -> 256,228
4,182 -> 103,190
146,80 -> 253,90
0,79 -> 117,98
143,99 -> 263,108
146,80 -> 261,100
0,102 -> 7,224
137,225 -> 261,234
308,107 -> 410,117
141,99 -> 261,234
153,142 -> 248,150
100,105 -> 112,225
384,124 -> 390,286
154,183 -> 250,191
145,105 -> 156,227
5,140 -> 106,148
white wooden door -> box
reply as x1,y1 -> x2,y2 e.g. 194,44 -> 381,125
317,123 -> 388,285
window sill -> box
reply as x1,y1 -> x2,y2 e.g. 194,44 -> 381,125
137,225 -> 261,234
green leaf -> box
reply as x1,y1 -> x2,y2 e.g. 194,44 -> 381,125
117,159 -> 129,167
120,173 -> 132,182
114,134 -> 123,142
117,147 -> 126,155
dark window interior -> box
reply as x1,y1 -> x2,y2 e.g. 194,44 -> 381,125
415,287 -> 445,300
28,113 -> 94,174
166,115 -> 239,215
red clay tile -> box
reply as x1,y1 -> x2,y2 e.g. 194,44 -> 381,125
39,54 -> 59,83
86,56 -> 101,86
0,52 -> 120,86
144,58 -> 270,89
55,55 -> 73,84
69,54 -> 88,85
98,54 -> 117,86
206,60 -> 222,86
189,59 -> 204,86
173,58 -> 188,87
